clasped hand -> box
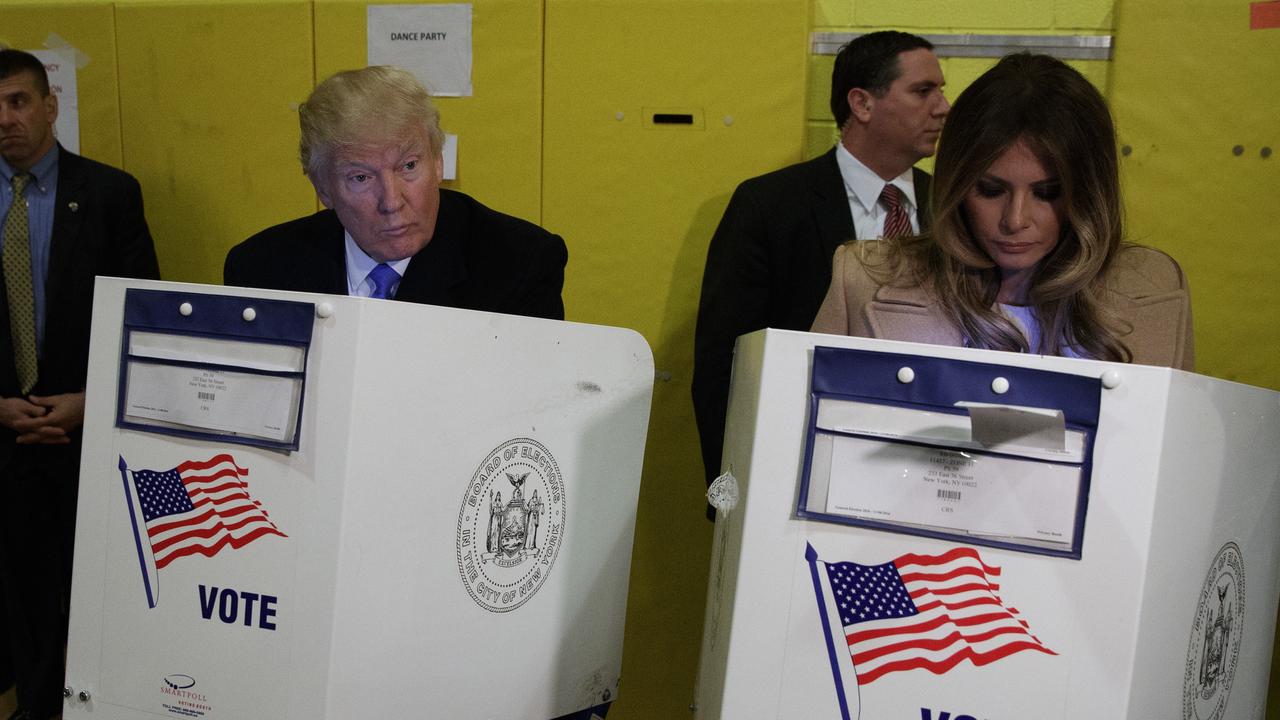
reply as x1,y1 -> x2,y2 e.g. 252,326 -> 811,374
0,392 -> 86,444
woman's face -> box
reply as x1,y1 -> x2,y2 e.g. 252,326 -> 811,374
962,138 -> 1066,303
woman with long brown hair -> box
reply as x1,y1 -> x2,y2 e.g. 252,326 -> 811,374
811,53 -> 1193,369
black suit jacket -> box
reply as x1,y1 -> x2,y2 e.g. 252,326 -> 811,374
691,147 -> 931,489
224,189 -> 566,320
0,146 -> 160,461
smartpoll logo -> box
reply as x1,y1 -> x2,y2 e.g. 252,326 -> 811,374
163,674 -> 195,690
159,674 -> 212,717
118,454 -> 287,608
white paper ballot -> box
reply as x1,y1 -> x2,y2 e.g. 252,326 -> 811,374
367,4 -> 473,97
818,398 -> 1084,463
957,401 -> 1066,452
129,331 -> 305,372
123,363 -> 300,442
824,435 -> 1080,547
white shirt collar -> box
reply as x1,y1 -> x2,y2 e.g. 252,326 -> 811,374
343,231 -> 412,297
835,142 -> 917,216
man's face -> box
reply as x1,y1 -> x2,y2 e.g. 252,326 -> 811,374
314,128 -> 444,263
862,48 -> 949,166
0,70 -> 58,172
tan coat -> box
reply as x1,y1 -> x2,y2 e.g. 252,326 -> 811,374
810,241 -> 1195,371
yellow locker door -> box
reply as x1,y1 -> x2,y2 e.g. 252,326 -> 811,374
1111,0 -> 1280,390
0,2 -> 124,166
543,1 -> 807,716
115,0 -> 317,285
313,0 -> 545,224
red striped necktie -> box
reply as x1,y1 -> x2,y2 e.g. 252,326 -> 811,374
879,184 -> 913,239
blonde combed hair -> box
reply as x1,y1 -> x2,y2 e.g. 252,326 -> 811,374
299,65 -> 445,181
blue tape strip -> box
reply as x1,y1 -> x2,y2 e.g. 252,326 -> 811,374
124,288 -> 314,345
812,345 -> 1101,428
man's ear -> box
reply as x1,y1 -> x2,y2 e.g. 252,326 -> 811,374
847,87 -> 874,124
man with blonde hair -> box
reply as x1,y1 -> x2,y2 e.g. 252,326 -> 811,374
226,69 -> 603,720
225,66 -> 566,319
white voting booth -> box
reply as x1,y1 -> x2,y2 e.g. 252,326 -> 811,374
63,278 -> 654,720
696,329 -> 1280,720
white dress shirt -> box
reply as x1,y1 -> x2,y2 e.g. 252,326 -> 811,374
343,231 -> 412,297
835,143 -> 920,240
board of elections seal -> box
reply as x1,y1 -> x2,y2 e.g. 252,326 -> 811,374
457,438 -> 566,613
1183,541 -> 1245,720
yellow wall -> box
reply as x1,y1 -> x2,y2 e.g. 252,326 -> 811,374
1,0 -> 1278,717
1111,0 -> 1280,391
807,3 -> 1115,163
315,0 -> 546,224
114,0 -> 317,284
0,3 -> 123,166
543,3 -> 807,715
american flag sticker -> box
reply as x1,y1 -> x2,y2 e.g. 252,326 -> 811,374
118,454 -> 287,608
806,543 -> 1055,719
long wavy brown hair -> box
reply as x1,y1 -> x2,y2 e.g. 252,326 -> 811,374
870,53 -> 1132,360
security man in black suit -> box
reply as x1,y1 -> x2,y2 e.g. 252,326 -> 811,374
692,31 -> 949,506
0,49 -> 160,720
225,65 -> 566,320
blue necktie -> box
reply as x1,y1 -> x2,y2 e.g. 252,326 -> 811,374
367,263 -> 400,299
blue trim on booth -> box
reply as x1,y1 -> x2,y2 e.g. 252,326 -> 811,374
123,288 -> 315,342
797,346 -> 1102,560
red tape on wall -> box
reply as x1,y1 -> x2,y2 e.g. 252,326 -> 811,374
1251,1 -> 1280,29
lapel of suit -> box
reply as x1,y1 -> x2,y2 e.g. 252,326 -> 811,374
813,147 -> 856,262
1113,288 -> 1189,367
45,146 -> 86,308
394,190 -> 466,306
866,282 -> 963,346
316,210 -> 351,294
912,167 -> 932,233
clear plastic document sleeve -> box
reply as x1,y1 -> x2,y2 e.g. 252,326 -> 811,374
798,346 -> 1102,558
115,289 -> 315,451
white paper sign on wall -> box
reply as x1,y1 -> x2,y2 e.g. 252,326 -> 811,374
367,4 -> 473,97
